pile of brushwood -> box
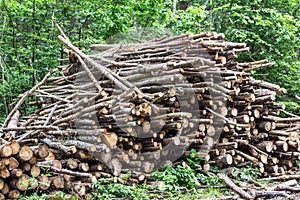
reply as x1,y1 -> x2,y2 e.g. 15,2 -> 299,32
0,28 -> 299,199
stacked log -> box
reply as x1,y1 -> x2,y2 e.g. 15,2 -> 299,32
0,30 -> 299,198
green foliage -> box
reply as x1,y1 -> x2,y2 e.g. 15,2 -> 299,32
295,160 -> 300,168
151,164 -> 200,191
230,166 -> 271,187
186,148 -> 204,170
92,178 -> 150,200
278,101 -> 300,116
151,163 -> 230,199
204,0 -> 300,97
161,5 -> 209,34
230,166 -> 264,188
19,191 -> 77,200
151,162 -> 225,192
233,166 -> 262,181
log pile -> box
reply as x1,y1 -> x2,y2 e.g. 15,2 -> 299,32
0,30 -> 299,198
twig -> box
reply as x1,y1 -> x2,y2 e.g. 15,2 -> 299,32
56,23 -> 70,42
43,104 -> 58,126
2,126 -> 59,131
218,173 -> 254,200
74,52 -> 106,95
279,109 -> 300,118
36,90 -> 70,103
259,174 -> 300,181
40,138 -> 76,154
14,125 -> 59,142
206,107 -> 249,128
37,164 -> 92,178
2,69 -> 57,129
58,35 -> 131,92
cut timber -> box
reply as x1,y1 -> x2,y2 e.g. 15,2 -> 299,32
257,141 -> 273,153
10,141 -> 20,155
0,179 -> 4,190
257,121 -> 272,132
34,144 -> 50,159
11,174 -> 30,191
8,189 -> 20,199
30,165 -> 41,177
38,175 -> 51,190
0,144 -> 12,157
0,168 -> 9,179
8,157 -> 19,170
10,168 -> 23,178
0,183 -> 9,195
52,175 -> 65,189
18,146 -> 33,162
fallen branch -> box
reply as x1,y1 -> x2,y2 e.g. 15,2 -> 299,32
217,173 -> 254,200
2,69 -> 57,129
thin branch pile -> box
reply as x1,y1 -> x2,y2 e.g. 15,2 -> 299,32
0,31 -> 299,199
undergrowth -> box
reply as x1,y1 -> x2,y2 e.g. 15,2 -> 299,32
19,149 -> 269,200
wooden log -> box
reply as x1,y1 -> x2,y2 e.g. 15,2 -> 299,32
29,156 -> 38,165
0,144 -> 12,157
78,163 -> 89,172
10,141 -> 20,155
257,121 -> 272,132
75,150 -> 94,160
10,174 -> 30,191
51,175 -> 65,189
0,183 -> 9,195
0,179 -> 3,191
38,159 -> 63,170
0,161 -> 5,171
21,163 -> 31,172
210,154 -> 233,167
216,142 -> 238,149
33,144 -> 50,159
0,167 -> 9,179
8,157 -> 19,170
235,150 -> 258,163
256,141 -> 273,153
8,190 -> 20,199
251,190 -> 289,199
73,181 -> 87,196
274,141 -> 288,152
30,165 -> 41,177
10,168 -> 23,178
38,175 -> 51,191
37,164 -> 93,178
40,138 -> 76,154
62,158 -> 79,170
18,145 -> 34,162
